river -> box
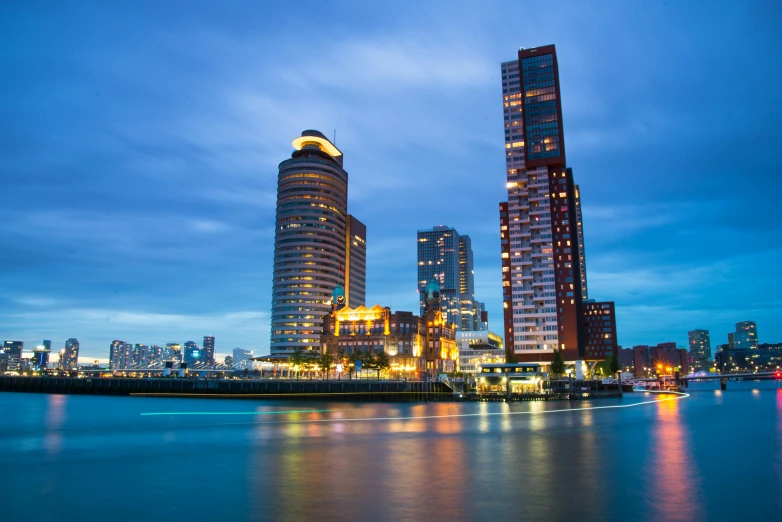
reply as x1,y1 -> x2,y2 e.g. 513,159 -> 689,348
1,381 -> 780,521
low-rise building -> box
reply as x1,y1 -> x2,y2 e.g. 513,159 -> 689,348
321,280 -> 458,378
456,330 -> 504,374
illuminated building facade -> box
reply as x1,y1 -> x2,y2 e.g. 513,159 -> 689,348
63,338 -> 79,370
183,340 -> 201,367
499,45 -> 587,363
32,345 -> 51,370
417,225 -> 483,331
164,343 -> 182,363
271,130 -> 366,355
688,329 -> 711,370
582,300 -> 618,361
457,330 -> 505,373
203,336 -> 215,366
731,321 -> 758,349
109,340 -> 132,371
321,282 -> 458,377
2,341 -> 23,371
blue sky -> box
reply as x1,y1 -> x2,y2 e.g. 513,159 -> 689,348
2,1 -> 780,360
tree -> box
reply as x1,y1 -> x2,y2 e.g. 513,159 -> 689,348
374,351 -> 391,380
608,350 -> 620,377
317,351 -> 334,380
288,348 -> 306,380
551,348 -> 566,379
363,352 -> 378,379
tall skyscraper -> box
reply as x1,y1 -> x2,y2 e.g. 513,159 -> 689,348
417,226 -> 461,327
458,235 -> 477,331
183,341 -> 200,367
499,45 -> 586,363
203,336 -> 215,366
270,130 -> 365,354
63,338 -> 79,370
734,321 -> 758,349
417,226 -> 484,331
345,215 -> 367,308
688,329 -> 711,370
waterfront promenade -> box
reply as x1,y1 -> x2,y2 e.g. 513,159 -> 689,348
0,375 -> 624,402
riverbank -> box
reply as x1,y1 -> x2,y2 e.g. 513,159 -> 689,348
0,375 -> 626,402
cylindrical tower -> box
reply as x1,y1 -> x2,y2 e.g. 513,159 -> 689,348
270,130 -> 348,354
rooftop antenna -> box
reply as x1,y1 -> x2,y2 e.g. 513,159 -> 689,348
333,129 -> 336,144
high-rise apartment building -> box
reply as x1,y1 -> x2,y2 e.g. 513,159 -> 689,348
499,45 -> 586,363
688,329 -> 711,370
203,336 -> 215,366
582,300 -> 617,361
733,321 -> 758,349
109,340 -> 132,371
270,130 -> 366,354
63,338 -> 79,370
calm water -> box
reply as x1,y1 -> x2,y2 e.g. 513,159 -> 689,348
1,382 -> 780,522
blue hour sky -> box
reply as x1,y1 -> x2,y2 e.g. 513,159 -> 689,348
1,0 -> 781,360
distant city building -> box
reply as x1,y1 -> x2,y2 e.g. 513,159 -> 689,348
109,340 -> 133,371
183,341 -> 201,367
582,300 -> 618,361
149,345 -> 164,367
32,345 -> 51,371
63,338 -> 79,370
224,355 -> 233,367
417,226 -> 485,331
688,329 -> 711,371
232,348 -> 253,369
618,347 -> 634,374
270,130 -> 366,355
417,226 -> 460,327
164,343 -> 182,363
499,45 -> 588,364
132,344 -> 150,369
3,341 -> 23,371
203,336 -> 215,366
732,321 -> 758,349
716,343 -> 781,373
346,215 -> 367,308
457,330 -> 504,373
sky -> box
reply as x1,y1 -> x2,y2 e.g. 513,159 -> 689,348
1,0 -> 781,361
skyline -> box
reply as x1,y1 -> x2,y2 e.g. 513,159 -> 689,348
2,1 -> 782,359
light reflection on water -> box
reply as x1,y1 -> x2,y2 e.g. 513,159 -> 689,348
0,383 -> 780,522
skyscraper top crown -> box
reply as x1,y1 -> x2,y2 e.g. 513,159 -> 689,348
292,129 -> 342,159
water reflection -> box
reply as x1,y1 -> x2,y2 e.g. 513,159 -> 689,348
646,397 -> 703,521
43,394 -> 67,456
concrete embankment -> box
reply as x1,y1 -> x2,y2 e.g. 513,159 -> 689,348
0,376 -> 452,402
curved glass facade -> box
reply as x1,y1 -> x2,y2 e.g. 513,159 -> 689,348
270,132 -> 349,354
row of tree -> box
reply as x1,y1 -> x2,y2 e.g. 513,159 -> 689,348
550,348 -> 621,378
287,348 -> 392,380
